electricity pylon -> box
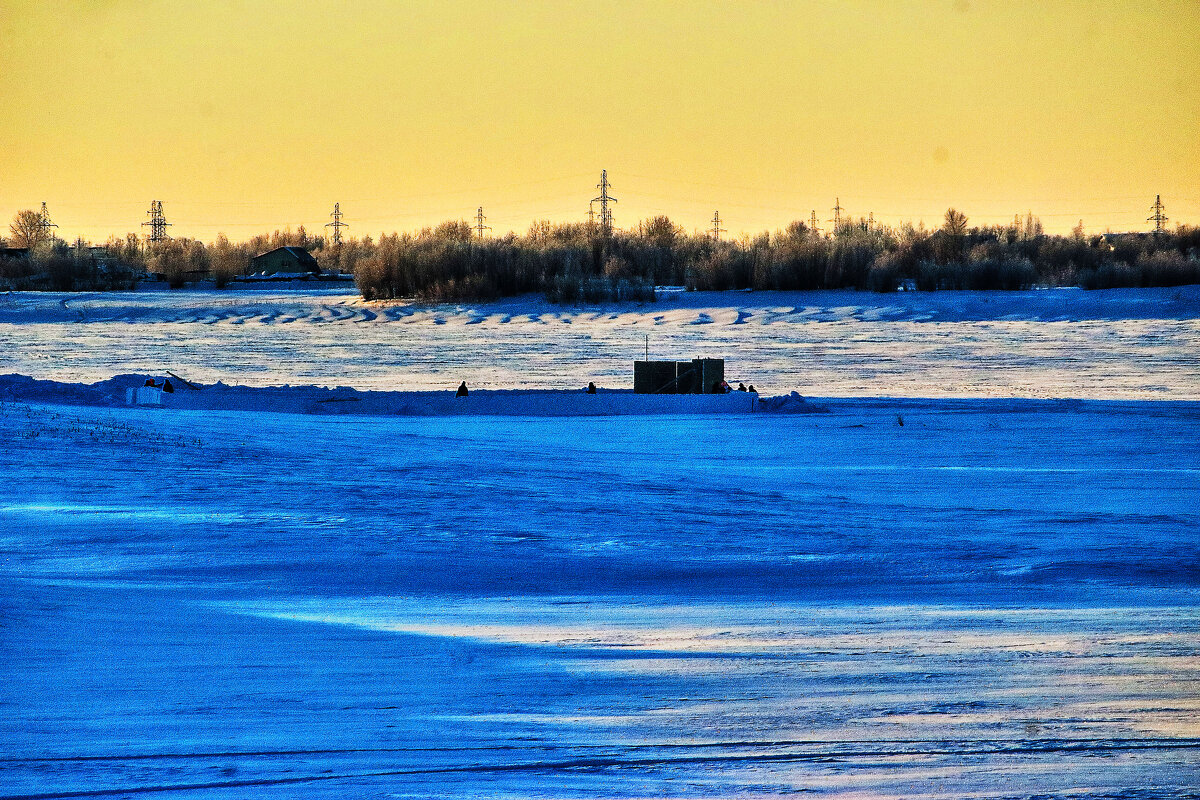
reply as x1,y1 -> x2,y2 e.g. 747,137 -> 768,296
829,197 -> 843,232
326,202 -> 348,245
1148,195 -> 1168,234
709,210 -> 726,240
142,201 -> 170,243
38,202 -> 58,241
591,170 -> 617,235
474,206 -> 491,238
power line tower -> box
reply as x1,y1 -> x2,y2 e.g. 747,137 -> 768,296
326,202 -> 348,246
587,202 -> 596,228
142,200 -> 170,244
38,202 -> 59,241
591,170 -> 617,235
828,197 -> 843,233
868,211 -> 875,232
1148,195 -> 1168,234
809,209 -> 819,235
473,206 -> 491,238
709,210 -> 726,240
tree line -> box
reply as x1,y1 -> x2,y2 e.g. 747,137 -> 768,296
4,207 -> 1198,298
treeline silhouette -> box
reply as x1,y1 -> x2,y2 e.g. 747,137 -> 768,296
348,212 -> 1200,300
4,208 -> 1199,298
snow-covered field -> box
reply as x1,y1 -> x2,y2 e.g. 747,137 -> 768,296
1,285 -> 1198,397
2,287 -> 1199,798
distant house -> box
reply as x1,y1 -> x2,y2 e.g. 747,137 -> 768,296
251,246 -> 320,276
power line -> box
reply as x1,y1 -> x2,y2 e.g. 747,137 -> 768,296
325,202 -> 348,245
809,209 -> 819,235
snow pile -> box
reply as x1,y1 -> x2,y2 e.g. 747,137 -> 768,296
755,390 -> 828,413
0,373 -> 822,417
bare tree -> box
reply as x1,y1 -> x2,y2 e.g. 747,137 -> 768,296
942,208 -> 969,237
9,209 -> 48,248
148,240 -> 188,288
210,234 -> 246,288
640,216 -> 681,249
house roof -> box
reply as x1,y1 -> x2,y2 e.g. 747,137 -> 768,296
252,246 -> 319,267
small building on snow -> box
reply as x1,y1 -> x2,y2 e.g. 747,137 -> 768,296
251,246 -> 320,276
634,358 -> 725,394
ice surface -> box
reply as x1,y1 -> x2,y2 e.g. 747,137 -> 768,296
1,285 -> 1198,397
1,397 -> 1198,798
1,287 -> 1198,798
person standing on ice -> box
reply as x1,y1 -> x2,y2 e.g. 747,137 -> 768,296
586,382 -> 597,394
456,381 -> 469,397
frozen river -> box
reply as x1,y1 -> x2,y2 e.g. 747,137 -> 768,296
1,286 -> 1199,798
1,285 -> 1198,398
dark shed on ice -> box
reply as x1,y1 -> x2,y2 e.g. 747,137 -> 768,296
634,358 -> 724,394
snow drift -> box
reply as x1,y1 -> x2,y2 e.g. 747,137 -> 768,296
0,373 -> 825,417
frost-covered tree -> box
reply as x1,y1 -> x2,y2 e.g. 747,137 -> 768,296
8,209 -> 49,248
942,208 -> 969,237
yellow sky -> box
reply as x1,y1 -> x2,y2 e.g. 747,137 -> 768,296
2,0 -> 1197,242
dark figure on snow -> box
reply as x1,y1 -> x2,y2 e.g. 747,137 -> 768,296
162,379 -> 174,393
456,381 -> 469,397
737,383 -> 747,391
586,382 -> 597,394
144,378 -> 156,387
747,385 -> 756,393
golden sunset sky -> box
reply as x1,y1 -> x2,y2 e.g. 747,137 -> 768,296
2,0 -> 1197,242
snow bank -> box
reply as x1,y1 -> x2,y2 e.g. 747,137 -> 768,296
0,373 -> 823,417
